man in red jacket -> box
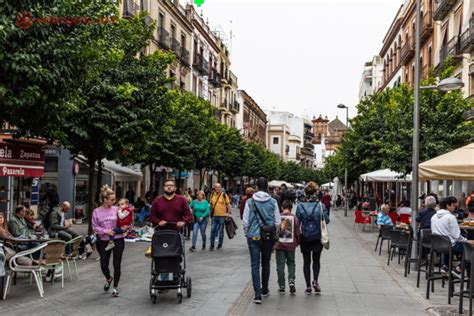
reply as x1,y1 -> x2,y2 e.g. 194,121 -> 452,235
320,190 -> 332,216
150,179 -> 193,230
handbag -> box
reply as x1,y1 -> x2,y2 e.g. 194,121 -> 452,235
225,216 -> 238,239
251,199 -> 279,243
320,202 -> 330,250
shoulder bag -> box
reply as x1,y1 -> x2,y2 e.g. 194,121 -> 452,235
320,202 -> 330,250
252,199 -> 279,243
210,192 -> 222,217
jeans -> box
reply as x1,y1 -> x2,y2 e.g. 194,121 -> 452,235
441,241 -> 465,268
210,216 -> 226,247
97,238 -> 125,288
192,217 -> 208,248
275,250 -> 296,289
247,238 -> 273,297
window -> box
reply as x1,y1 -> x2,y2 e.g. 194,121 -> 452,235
170,24 -> 176,40
181,34 -> 186,49
273,137 -> 279,145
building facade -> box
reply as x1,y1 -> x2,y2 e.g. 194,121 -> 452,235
312,115 -> 348,167
239,90 -> 267,146
358,56 -> 384,100
267,124 -> 290,160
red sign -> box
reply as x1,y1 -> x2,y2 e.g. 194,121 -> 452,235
0,142 -> 45,177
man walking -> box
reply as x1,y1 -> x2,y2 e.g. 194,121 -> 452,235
209,183 -> 231,251
243,177 -> 281,304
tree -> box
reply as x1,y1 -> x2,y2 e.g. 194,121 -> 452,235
0,0 -> 118,139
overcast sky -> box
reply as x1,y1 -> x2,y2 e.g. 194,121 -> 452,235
183,0 -> 403,121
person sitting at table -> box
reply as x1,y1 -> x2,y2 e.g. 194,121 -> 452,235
398,200 -> 412,215
431,196 -> 467,275
8,205 -> 34,237
416,196 -> 437,232
376,204 -> 393,226
0,212 -> 34,266
25,208 -> 41,232
48,201 -> 80,242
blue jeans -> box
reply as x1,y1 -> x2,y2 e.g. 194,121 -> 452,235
441,241 -> 464,268
210,216 -> 226,247
192,217 -> 208,248
247,238 -> 273,297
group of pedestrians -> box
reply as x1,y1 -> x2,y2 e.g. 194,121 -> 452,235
243,178 -> 330,304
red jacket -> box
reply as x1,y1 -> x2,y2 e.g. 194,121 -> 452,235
117,207 -> 134,227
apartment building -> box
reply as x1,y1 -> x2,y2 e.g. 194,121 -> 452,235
239,90 -> 267,146
358,56 -> 384,100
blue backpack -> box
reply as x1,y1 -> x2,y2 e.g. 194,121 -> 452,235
302,204 -> 319,241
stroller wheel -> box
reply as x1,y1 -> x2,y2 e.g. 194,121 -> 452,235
177,293 -> 183,304
186,277 -> 192,298
149,278 -> 154,298
152,294 -> 157,304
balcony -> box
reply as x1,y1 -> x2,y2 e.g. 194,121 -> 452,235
230,101 -> 240,114
304,131 -> 314,140
156,28 -> 170,49
193,54 -> 204,73
433,0 -> 459,21
300,147 -> 314,156
171,38 -> 181,58
180,47 -> 190,67
400,37 -> 415,64
459,17 -> 474,53
420,11 -> 433,43
201,59 -> 209,76
209,69 -> 221,86
219,99 -> 228,110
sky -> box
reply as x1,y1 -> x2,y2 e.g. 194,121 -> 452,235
182,0 -> 403,121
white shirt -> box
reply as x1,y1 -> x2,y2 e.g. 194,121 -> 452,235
399,207 -> 412,215
431,209 -> 467,245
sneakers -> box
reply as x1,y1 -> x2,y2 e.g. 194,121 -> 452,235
189,247 -> 195,252
440,265 -> 448,277
278,288 -> 285,295
261,289 -> 269,297
304,288 -> 312,295
312,281 -> 321,294
289,281 -> 296,295
217,244 -> 222,250
105,241 -> 115,252
104,277 -> 113,292
44,274 -> 61,282
209,245 -> 215,251
252,296 -> 262,304
452,265 -> 463,279
202,245 -> 206,250
112,288 -> 119,297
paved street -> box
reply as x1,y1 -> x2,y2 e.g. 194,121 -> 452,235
1,208 -> 445,315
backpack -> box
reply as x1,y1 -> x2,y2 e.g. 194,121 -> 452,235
301,204 -> 319,241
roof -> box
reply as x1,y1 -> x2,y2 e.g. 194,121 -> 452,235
328,117 -> 347,133
102,159 -> 142,182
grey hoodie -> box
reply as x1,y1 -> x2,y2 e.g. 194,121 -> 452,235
431,209 -> 467,245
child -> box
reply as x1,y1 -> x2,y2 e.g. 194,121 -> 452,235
105,198 -> 133,251
274,200 -> 300,295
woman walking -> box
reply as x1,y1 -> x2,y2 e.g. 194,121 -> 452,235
296,182 -> 329,295
92,185 -> 125,297
189,191 -> 210,251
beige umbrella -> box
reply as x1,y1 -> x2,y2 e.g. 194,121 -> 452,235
419,143 -> 474,181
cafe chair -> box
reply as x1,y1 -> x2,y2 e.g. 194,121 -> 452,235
64,236 -> 83,281
427,235 -> 453,302
39,240 -> 66,289
459,242 -> 474,315
387,230 -> 409,266
376,225 -> 392,255
399,214 -> 411,224
3,243 -> 48,299
388,212 -> 398,225
416,229 -> 432,288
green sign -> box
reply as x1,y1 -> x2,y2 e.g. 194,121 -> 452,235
194,0 -> 204,7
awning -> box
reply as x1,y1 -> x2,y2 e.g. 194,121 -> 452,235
0,142 -> 45,177
171,170 -> 190,178
419,143 -> 474,181
102,159 -> 142,182
359,169 -> 411,182
268,180 -> 294,189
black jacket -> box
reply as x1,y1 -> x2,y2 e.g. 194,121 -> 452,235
416,207 -> 436,230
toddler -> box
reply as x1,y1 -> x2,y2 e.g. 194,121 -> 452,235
105,198 -> 133,251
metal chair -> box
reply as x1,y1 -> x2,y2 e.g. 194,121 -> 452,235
40,240 -> 66,288
3,243 -> 48,299
376,225 -> 392,255
427,235 -> 453,303
64,236 -> 82,281
416,229 -> 432,288
459,242 -> 474,315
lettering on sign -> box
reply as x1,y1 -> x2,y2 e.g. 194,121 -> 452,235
20,150 -> 41,160
2,167 -> 25,176
0,146 -> 13,159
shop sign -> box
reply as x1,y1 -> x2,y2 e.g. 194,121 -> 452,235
0,142 -> 45,177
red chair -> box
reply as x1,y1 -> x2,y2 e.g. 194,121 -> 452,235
388,212 -> 398,224
354,210 -> 371,230
399,214 -> 411,224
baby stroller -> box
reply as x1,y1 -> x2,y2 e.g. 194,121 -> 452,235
149,224 -> 191,304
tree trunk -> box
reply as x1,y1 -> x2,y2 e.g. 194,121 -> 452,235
199,168 -> 206,190
87,156 -> 96,235
96,158 -> 103,205
177,169 -> 182,194
149,163 -> 154,193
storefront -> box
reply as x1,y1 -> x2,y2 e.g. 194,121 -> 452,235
0,139 -> 46,219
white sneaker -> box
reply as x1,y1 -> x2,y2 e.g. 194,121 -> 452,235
105,242 -> 115,252
54,267 -> 62,274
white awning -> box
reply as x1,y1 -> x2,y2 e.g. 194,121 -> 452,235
102,159 -> 142,182
268,180 -> 294,189
359,169 -> 411,182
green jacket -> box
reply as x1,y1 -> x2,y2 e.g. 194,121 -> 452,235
49,208 -> 66,232
8,215 -> 32,237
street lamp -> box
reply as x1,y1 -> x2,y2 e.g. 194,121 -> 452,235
410,0 -> 464,260
337,103 -> 349,217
